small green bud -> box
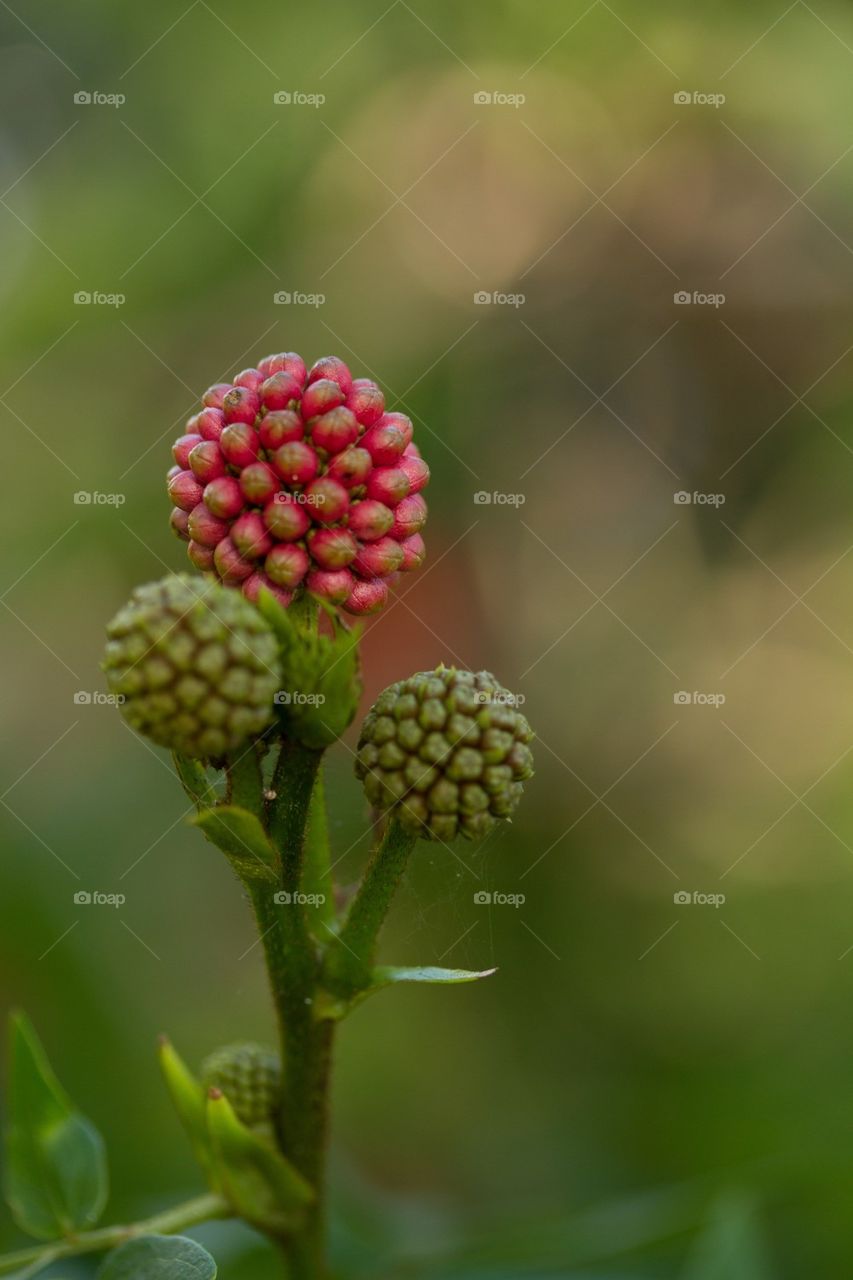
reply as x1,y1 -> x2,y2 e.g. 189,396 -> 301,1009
200,1042 -> 281,1134
103,574 -> 280,759
355,666 -> 534,841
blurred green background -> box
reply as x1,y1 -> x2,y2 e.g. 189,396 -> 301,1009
3,0 -> 853,1275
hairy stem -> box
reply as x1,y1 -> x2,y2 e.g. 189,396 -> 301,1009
324,817 -> 417,998
0,1194 -> 229,1276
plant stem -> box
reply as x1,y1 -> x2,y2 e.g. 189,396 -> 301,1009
254,738 -> 330,1277
226,743 -> 264,812
324,817 -> 417,999
0,1194 -> 229,1276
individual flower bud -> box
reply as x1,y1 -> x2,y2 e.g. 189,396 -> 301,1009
263,494 -> 311,541
398,532 -> 426,571
204,476 -> 244,520
189,440 -> 227,483
345,578 -> 389,614
272,441 -> 318,487
327,446 -> 373,489
220,423 -> 260,468
348,499 -> 394,542
243,573 -> 293,609
203,383 -> 231,409
365,466 -> 410,506
170,508 -> 190,539
188,540 -> 215,571
355,667 -> 533,841
261,371 -> 302,411
353,536 -> 404,578
361,416 -> 411,466
234,367 -> 265,392
310,406 -> 359,455
214,537 -> 255,584
200,1042 -> 281,1134
258,352 -> 307,384
399,454 -> 430,494
197,407 -> 226,440
168,469 -> 204,512
301,378 -> 346,419
307,355 -> 353,395
391,493 -> 427,539
346,378 -> 385,426
188,503 -> 230,547
103,574 -> 281,759
173,433 -> 202,468
223,386 -> 260,425
265,543 -> 310,589
231,511 -> 273,561
259,410 -> 304,451
240,462 -> 280,505
307,568 -> 354,605
308,526 -> 358,569
304,476 -> 349,525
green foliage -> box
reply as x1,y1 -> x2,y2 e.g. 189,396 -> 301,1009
191,806 -> 278,884
3,1012 -> 108,1241
97,1235 -> 217,1279
257,591 -> 362,750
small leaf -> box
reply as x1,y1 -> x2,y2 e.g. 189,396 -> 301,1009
157,1039 -> 216,1186
191,806 -> 278,883
205,1090 -> 313,1233
97,1235 -> 217,1280
4,1012 -> 108,1240
373,965 -> 498,988
172,753 -> 218,810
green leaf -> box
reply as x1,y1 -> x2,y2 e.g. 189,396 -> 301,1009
191,806 -> 278,884
172,753 -> 218,809
373,965 -> 498,988
3,1012 -> 108,1240
258,591 -> 362,749
205,1090 -> 313,1233
97,1235 -> 217,1280
157,1039 -> 216,1187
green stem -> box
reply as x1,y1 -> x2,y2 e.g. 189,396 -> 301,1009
0,1194 -> 229,1276
302,767 -> 336,936
226,743 -> 264,812
324,817 -> 417,999
256,737 -> 330,1277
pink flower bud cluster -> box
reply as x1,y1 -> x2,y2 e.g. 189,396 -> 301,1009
168,353 -> 429,614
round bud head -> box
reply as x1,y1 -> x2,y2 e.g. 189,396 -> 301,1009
201,1042 -> 281,1133
103,574 -> 281,760
355,667 -> 534,841
307,355 -> 353,395
168,353 -> 429,613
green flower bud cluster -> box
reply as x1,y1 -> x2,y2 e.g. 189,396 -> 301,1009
103,574 -> 281,760
200,1042 -> 281,1134
355,667 -> 534,841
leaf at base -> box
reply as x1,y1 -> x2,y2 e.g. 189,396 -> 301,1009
191,807 -> 278,883
97,1235 -> 217,1279
3,1012 -> 108,1240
